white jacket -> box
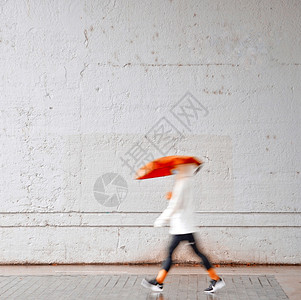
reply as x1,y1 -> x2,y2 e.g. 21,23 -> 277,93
154,174 -> 197,234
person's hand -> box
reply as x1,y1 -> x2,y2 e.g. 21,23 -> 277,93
154,217 -> 167,227
165,191 -> 172,200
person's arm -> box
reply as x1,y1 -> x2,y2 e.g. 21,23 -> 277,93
154,181 -> 184,227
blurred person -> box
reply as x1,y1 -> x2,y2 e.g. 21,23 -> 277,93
141,163 -> 225,294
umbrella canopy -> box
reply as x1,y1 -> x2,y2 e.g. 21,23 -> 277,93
135,155 -> 203,180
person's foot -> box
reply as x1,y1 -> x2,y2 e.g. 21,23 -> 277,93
204,278 -> 225,293
141,278 -> 164,292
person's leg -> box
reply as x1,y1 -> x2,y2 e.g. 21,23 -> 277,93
141,234 -> 183,291
156,234 -> 182,284
186,233 -> 225,293
186,233 -> 219,280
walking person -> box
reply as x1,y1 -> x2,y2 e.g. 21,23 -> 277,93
140,162 -> 225,294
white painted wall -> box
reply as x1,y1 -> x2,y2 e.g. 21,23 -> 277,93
0,0 -> 300,264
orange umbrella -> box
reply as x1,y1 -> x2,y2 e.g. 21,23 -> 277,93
135,155 -> 203,180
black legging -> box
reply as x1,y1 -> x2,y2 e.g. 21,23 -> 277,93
161,233 -> 212,272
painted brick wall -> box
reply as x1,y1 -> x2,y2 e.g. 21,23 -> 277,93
0,0 -> 300,264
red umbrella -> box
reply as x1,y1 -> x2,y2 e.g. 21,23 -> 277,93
135,155 -> 203,180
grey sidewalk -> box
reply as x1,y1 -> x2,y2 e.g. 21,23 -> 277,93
0,265 -> 299,300
0,274 -> 290,300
